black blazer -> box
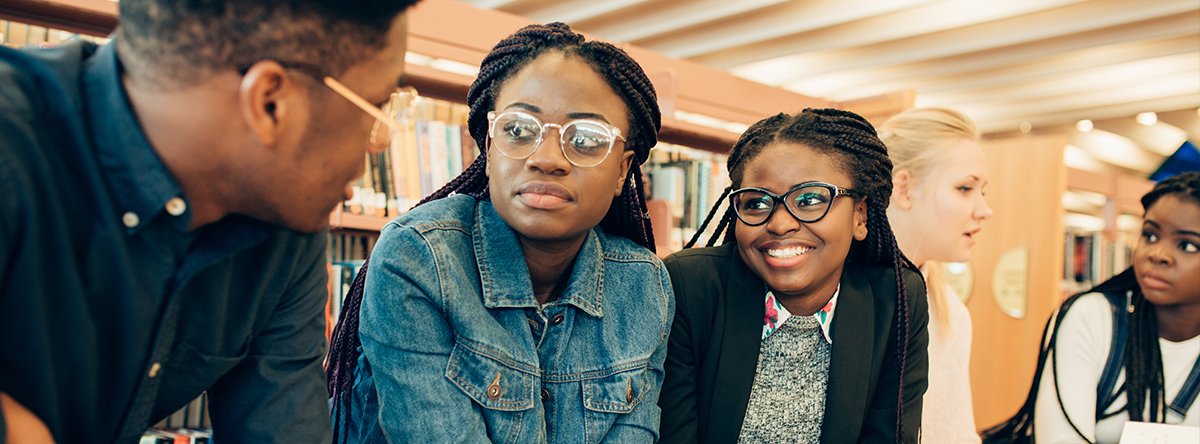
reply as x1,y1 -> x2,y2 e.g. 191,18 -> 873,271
658,242 -> 929,444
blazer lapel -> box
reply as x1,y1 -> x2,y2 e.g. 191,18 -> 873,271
820,265 -> 875,444
709,251 -> 765,444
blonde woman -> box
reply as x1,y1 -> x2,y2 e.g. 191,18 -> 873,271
880,108 -> 993,444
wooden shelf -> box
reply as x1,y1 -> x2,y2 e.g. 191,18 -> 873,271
0,0 -> 116,36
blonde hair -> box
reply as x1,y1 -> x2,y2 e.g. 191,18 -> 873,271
878,107 -> 979,341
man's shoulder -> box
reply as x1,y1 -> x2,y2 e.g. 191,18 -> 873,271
0,41 -> 98,176
0,41 -> 97,113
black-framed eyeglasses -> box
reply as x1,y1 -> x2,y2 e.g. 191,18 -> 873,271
487,110 -> 626,168
729,182 -> 861,226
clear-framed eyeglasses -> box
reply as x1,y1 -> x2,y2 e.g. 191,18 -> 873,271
729,181 -> 862,226
323,77 -> 419,149
486,110 -> 626,168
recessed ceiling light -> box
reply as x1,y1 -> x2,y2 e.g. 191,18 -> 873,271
1020,122 -> 1032,133
1136,112 -> 1157,126
1076,120 -> 1093,132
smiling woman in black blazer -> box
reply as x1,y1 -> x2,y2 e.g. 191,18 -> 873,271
658,109 -> 929,444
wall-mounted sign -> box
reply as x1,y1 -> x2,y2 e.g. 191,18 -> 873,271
992,246 -> 1030,318
941,262 -> 974,304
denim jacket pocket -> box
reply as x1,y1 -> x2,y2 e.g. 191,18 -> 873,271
582,364 -> 651,414
445,340 -> 538,412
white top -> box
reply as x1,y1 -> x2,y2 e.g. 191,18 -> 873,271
1034,292 -> 1200,444
920,280 -> 981,444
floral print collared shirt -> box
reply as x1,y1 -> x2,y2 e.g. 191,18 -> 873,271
762,285 -> 839,342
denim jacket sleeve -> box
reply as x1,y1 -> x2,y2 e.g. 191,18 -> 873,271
207,231 -> 333,443
599,259 -> 673,443
359,223 -> 492,443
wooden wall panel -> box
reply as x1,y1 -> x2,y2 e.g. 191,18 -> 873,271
969,134 -> 1068,429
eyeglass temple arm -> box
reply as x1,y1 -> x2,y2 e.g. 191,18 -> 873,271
323,77 -> 400,132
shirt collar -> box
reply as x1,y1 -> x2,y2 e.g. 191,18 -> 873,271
475,200 -> 605,317
762,284 -> 839,343
83,42 -> 192,235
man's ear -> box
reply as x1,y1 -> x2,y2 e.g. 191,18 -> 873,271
853,200 -> 869,241
239,61 -> 295,148
614,149 -> 636,197
891,169 -> 915,211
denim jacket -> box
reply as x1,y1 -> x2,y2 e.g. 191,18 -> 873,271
345,194 -> 674,443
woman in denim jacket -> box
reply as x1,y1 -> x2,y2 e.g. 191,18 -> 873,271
327,22 -> 673,443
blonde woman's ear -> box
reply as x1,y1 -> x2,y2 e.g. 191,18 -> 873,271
891,170 -> 915,211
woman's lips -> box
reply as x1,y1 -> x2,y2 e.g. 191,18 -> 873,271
516,181 -> 574,210
1140,271 -> 1172,291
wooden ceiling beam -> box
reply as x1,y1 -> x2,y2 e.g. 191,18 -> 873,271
637,0 -> 938,59
781,25 -> 1199,102
920,55 -> 1198,107
578,0 -> 790,43
521,0 -> 655,26
728,0 -> 1197,84
700,0 -> 1092,69
976,95 -> 1200,134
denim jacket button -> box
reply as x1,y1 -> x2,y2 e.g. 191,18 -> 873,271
487,372 -> 503,399
625,380 -> 634,403
551,314 -> 565,325
541,389 -> 550,403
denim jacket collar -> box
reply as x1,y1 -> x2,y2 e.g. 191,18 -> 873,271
474,200 -> 605,318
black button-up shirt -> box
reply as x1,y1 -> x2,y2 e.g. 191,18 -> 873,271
0,41 -> 331,443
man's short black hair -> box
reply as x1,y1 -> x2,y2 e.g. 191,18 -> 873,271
116,0 -> 420,89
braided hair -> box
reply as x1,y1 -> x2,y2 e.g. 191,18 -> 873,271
1096,171 -> 1200,423
686,108 -> 919,443
327,22 -> 662,439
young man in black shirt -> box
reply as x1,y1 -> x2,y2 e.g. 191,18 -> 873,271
0,1 -> 419,442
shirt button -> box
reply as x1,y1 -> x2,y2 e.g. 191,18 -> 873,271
165,197 -> 187,216
541,389 -> 549,403
122,212 -> 140,228
148,362 -> 162,378
551,314 -> 565,325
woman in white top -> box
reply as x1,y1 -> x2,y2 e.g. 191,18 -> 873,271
879,108 -> 993,444
1034,172 -> 1200,444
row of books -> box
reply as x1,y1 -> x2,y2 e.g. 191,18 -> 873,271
325,232 -> 375,340
644,144 -> 731,254
143,393 -> 211,443
345,98 -> 480,218
1062,229 -> 1135,295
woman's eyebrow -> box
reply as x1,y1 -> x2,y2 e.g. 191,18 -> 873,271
503,102 -> 541,113
499,103 -> 611,124
566,112 -> 610,123
1176,229 -> 1200,238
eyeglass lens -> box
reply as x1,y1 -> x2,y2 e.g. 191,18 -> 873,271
490,112 -> 614,167
732,184 -> 837,225
369,88 -> 419,147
